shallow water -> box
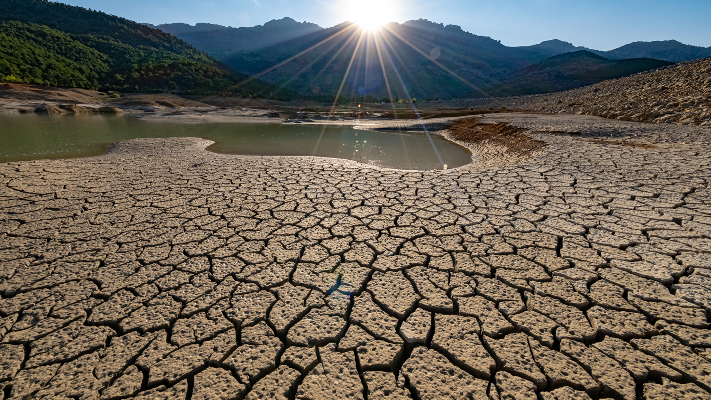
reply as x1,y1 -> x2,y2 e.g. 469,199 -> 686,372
0,113 -> 472,170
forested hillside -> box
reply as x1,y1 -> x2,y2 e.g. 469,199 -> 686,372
0,0 -> 290,97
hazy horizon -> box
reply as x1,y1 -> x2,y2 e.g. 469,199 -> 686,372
56,0 -> 711,51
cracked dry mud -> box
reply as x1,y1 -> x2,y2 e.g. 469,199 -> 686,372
1,113 -> 711,399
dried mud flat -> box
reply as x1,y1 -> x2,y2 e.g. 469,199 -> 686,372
1,114 -> 711,400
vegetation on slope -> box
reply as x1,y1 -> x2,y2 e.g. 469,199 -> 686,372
0,0 -> 291,97
0,21 -> 110,88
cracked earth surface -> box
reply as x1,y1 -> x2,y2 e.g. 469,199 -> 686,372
1,113 -> 711,399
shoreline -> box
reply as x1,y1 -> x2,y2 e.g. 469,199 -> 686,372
3,108 -> 708,172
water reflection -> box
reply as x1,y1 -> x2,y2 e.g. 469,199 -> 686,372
0,114 -> 472,170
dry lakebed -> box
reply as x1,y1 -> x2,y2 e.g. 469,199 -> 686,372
1,113 -> 711,399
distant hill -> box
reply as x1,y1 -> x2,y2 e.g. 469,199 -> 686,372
0,0 -> 290,97
525,39 -> 587,53
515,39 -> 590,60
594,40 -> 711,63
473,51 -> 674,98
157,18 -> 707,100
147,18 -> 323,58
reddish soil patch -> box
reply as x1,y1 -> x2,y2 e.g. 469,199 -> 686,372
448,117 -> 546,154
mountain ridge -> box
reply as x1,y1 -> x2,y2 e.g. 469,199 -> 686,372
594,40 -> 711,63
154,19 -> 711,64
149,17 -> 323,57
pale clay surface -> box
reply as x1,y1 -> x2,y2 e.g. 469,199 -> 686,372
0,113 -> 711,399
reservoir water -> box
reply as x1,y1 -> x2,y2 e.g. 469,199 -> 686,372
0,113 -> 472,170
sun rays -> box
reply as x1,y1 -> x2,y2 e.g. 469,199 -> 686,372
233,19 -> 485,110
230,10 -> 491,168
343,0 -> 399,31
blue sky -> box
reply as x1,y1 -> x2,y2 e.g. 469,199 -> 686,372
60,0 -> 711,50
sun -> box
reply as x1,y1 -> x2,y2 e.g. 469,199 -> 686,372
344,0 -> 399,31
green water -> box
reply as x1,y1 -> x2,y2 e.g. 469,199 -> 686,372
0,113 -> 472,170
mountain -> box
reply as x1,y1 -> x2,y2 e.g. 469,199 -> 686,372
147,18 -> 323,58
472,50 -> 674,98
515,39 -> 589,60
0,0 -> 290,97
594,40 -> 711,63
525,39 -> 586,54
158,18 -> 706,100
201,19 -> 576,100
